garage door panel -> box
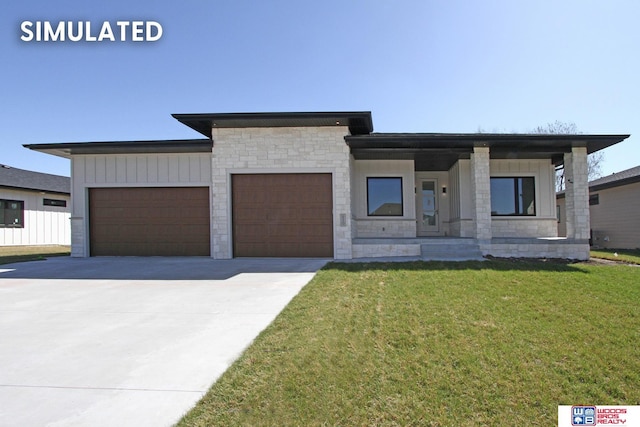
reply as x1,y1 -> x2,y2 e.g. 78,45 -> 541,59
299,242 -> 332,254
232,174 -> 333,257
266,207 -> 302,222
234,224 -> 265,240
233,242 -> 268,257
267,243 -> 299,256
295,192 -> 330,204
299,226 -> 333,239
267,224 -> 305,239
89,187 -> 210,256
233,208 -> 265,222
297,206 -> 330,217
177,224 -> 211,239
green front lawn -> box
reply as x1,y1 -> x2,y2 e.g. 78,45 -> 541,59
0,245 -> 70,265
179,260 -> 640,427
591,249 -> 640,265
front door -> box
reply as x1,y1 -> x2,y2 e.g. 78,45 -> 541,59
417,179 -> 438,235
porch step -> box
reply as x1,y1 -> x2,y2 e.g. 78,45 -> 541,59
420,241 -> 484,261
351,238 -> 485,261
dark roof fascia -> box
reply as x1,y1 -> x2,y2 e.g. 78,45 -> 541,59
24,139 -> 213,159
172,111 -> 374,138
345,133 -> 630,154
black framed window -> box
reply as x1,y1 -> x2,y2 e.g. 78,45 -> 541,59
0,199 -> 24,228
44,198 -> 67,207
367,177 -> 403,216
490,177 -> 536,216
589,194 -> 599,206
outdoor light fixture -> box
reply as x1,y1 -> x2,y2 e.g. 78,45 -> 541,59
442,186 -> 447,194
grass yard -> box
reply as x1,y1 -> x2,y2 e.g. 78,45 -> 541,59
591,249 -> 640,265
0,245 -> 70,265
179,260 -> 640,427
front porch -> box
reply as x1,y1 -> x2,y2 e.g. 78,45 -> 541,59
344,132 -> 616,261
351,237 -> 590,261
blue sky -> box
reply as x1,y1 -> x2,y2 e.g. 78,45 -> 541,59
2,0 -> 638,177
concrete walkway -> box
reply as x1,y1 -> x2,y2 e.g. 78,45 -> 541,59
0,257 -> 328,427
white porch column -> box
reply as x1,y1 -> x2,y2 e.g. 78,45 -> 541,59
470,146 -> 492,241
564,147 -> 590,240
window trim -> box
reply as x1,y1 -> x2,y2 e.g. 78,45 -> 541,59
490,176 -> 537,217
366,177 -> 404,217
0,199 -> 25,228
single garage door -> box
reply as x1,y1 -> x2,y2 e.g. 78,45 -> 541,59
232,174 -> 333,257
89,187 -> 210,256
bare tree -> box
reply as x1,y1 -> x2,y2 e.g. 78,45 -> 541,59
531,120 -> 579,135
530,121 -> 604,191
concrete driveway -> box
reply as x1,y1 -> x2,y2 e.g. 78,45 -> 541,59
0,257 -> 328,427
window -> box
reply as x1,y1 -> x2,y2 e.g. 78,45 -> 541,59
490,177 -> 536,216
44,198 -> 67,207
1,199 -> 24,228
367,177 -> 403,216
589,194 -> 599,206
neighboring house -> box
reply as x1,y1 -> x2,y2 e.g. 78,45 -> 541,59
557,165 -> 640,249
0,164 -> 71,246
25,111 -> 629,260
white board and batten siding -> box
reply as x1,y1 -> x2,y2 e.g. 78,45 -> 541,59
489,159 -> 557,217
489,159 -> 558,238
70,154 -> 212,257
0,188 -> 71,246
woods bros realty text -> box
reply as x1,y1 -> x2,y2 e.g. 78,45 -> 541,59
20,21 -> 162,42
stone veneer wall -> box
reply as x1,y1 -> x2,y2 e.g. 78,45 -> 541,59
355,220 -> 416,238
210,126 -> 353,259
564,147 -> 590,240
470,147 -> 492,241
352,243 -> 421,258
492,218 -> 558,238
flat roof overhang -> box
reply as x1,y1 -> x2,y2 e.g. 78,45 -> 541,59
345,133 -> 630,170
24,139 -> 213,159
172,111 -> 374,138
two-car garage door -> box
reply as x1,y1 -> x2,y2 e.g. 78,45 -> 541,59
88,174 -> 333,257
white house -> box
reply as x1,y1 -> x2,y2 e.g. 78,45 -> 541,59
0,164 -> 71,246
25,111 -> 629,260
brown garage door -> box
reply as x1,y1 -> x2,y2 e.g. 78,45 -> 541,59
232,174 -> 333,257
89,187 -> 210,256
